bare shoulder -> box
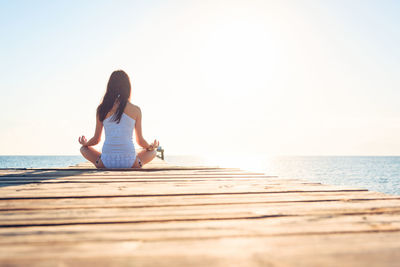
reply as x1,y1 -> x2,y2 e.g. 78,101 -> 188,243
125,102 -> 141,120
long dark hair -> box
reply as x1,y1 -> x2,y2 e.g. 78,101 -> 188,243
97,70 -> 131,123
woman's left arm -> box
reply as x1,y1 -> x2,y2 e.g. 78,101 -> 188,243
78,114 -> 103,147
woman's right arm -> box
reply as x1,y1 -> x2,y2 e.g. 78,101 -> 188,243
135,107 -> 157,149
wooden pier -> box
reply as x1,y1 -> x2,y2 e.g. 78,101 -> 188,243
1,158 -> 400,266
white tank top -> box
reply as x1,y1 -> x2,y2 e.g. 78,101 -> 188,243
101,113 -> 136,167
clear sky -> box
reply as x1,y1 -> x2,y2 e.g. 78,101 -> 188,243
0,0 -> 399,156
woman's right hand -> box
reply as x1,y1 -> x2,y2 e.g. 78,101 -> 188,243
146,139 -> 159,151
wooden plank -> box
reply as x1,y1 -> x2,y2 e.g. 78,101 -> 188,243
1,213 -> 400,244
0,232 -> 399,267
0,166 -> 229,172
2,199 -> 400,227
0,184 -> 368,199
0,172 -> 271,178
1,191 -> 396,211
0,168 -> 247,175
0,178 -> 313,185
0,178 -> 302,185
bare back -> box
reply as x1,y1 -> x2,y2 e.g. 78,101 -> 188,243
104,101 -> 140,121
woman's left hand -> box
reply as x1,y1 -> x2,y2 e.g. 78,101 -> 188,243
78,135 -> 89,146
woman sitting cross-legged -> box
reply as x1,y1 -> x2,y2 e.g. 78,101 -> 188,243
79,70 -> 159,169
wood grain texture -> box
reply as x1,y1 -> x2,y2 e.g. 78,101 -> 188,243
0,158 -> 399,266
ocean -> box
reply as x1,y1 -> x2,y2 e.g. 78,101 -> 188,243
166,155 -> 400,196
0,155 -> 399,196
0,155 -> 85,169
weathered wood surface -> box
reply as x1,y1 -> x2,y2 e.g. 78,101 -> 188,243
1,158 -> 399,266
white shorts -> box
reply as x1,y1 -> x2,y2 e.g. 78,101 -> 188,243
99,153 -> 137,168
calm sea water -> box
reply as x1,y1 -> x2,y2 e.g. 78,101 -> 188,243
0,156 -> 84,169
0,155 -> 399,196
165,155 -> 400,196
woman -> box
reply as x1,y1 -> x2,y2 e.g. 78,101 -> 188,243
78,70 -> 159,168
